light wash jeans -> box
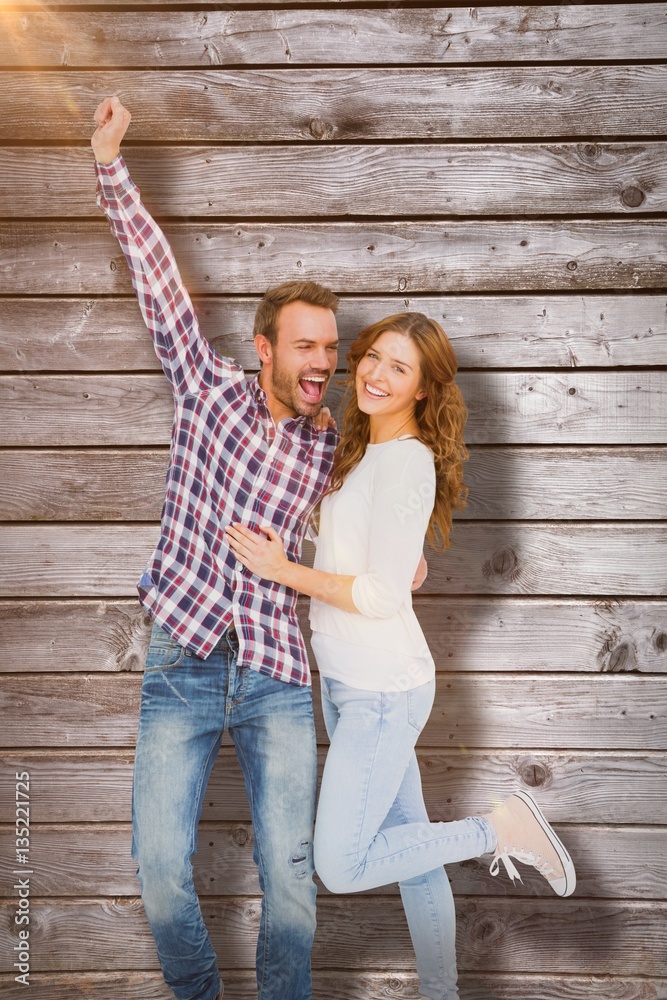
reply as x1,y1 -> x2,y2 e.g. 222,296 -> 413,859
314,675 -> 496,1000
132,621 -> 318,1000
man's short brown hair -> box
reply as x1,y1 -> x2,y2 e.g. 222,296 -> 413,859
253,280 -> 339,349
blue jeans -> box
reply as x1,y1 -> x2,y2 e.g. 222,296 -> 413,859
132,621 -> 318,1000
314,676 -> 496,1000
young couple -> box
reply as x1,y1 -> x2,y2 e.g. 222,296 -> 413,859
92,96 -> 575,1000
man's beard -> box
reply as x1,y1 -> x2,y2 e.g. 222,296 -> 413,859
269,355 -> 329,417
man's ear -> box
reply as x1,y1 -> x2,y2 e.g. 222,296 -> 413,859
254,333 -> 273,367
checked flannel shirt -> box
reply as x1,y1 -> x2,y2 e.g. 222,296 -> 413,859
96,155 -> 338,686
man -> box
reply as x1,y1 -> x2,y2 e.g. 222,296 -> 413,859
91,96 -> 425,1000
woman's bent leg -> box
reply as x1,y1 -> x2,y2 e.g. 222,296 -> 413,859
314,678 -> 495,893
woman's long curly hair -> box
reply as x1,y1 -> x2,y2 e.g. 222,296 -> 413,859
324,312 -> 469,551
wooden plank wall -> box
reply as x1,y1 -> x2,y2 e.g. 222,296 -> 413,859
1,2 -> 666,997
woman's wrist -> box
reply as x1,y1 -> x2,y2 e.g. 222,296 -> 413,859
277,558 -> 299,590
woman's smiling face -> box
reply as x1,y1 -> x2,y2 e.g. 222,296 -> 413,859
355,330 -> 425,419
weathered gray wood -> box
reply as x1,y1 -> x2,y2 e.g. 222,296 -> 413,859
1,822 -> 661,901
3,220 -> 665,295
1,523 -> 665,598
2,597 -> 665,675
1,749 -> 663,824
2,68 -> 666,141
0,896 -> 664,975
2,372 -> 666,446
3,294 -> 666,373
0,971 -> 664,1000
2,7 -> 665,67
0,972 -> 665,1000
2,447 -> 665,521
2,0 -> 393,4
4,143 -> 667,217
461,447 -> 667,520
2,673 -> 663,750
0,601 -> 153,674
0,449 -> 170,521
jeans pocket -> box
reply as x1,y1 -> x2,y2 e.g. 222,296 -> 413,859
144,623 -> 187,672
406,680 -> 435,733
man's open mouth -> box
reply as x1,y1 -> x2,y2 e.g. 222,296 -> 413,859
299,375 -> 327,403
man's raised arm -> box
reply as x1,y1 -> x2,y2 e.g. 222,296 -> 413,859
92,96 -> 243,397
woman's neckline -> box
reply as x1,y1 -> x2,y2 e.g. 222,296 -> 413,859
366,434 -> 418,447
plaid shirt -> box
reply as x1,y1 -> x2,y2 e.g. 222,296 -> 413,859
96,155 -> 338,685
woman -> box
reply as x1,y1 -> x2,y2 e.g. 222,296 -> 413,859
226,312 -> 575,999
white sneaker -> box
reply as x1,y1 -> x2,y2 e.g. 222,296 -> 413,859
487,790 -> 576,897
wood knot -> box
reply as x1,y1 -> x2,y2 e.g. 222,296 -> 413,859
582,143 -> 600,159
484,547 -> 520,582
605,642 -> 637,672
468,908 -> 503,946
654,632 -> 667,653
621,186 -> 645,208
308,118 -> 335,140
120,652 -> 142,673
519,760 -> 551,788
232,827 -> 249,846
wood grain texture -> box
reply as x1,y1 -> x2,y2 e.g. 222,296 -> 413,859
0,969 -> 667,1000
1,822 -> 662,901
3,294 -> 666,373
1,749 -> 664,824
2,372 -> 666,446
2,672 -> 664,750
2,523 -> 666,598
3,220 -> 666,295
0,896 -> 664,975
2,447 -> 665,521
4,142 -> 667,217
2,67 -> 666,141
0,971 -> 665,1000
2,6 -> 665,66
2,597 -> 666,675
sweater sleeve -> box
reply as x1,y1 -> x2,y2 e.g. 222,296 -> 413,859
351,445 -> 435,618
95,154 -> 245,398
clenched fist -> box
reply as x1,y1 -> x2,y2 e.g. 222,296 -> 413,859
92,96 -> 132,165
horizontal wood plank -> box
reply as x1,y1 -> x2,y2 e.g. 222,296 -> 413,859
2,67 -> 666,141
4,143 -> 667,217
1,523 -> 665,598
0,896 -> 664,975
2,372 -> 665,446
1,749 -> 664,824
2,447 -> 665,521
2,673 -> 664,750
0,971 -> 664,1000
2,597 -> 666,675
2,294 -> 666,373
2,6 -> 665,67
3,220 -> 665,295
1,822 -> 662,901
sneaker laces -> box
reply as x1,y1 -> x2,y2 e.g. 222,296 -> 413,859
489,843 -> 559,885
